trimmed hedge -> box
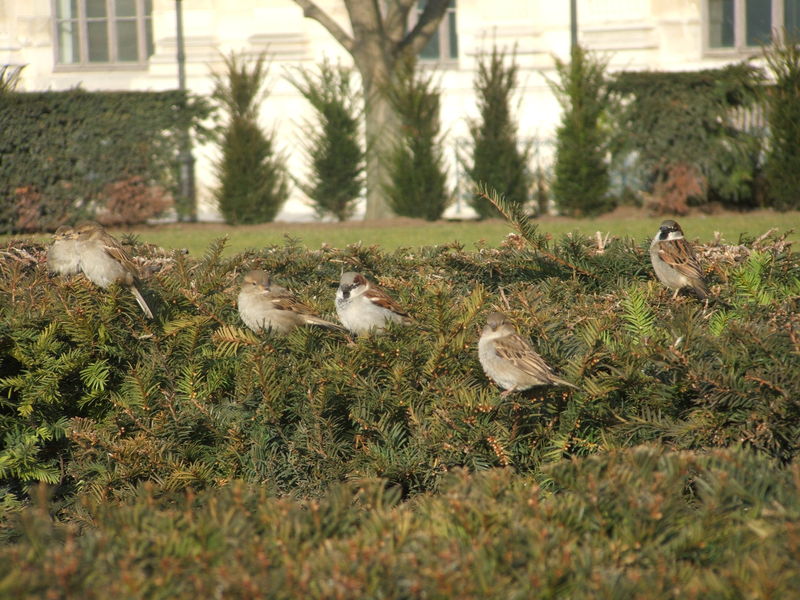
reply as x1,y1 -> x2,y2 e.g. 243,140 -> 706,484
1,214 -> 799,594
609,64 -> 764,212
0,90 -> 212,232
1,218 -> 798,506
1,446 -> 799,598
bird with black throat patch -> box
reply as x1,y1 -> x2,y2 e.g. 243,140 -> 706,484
335,271 -> 411,335
650,219 -> 709,300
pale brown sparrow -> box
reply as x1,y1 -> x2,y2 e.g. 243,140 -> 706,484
650,219 -> 709,300
238,269 -> 341,334
47,226 -> 81,276
74,222 -> 154,319
335,271 -> 411,335
478,312 -> 576,396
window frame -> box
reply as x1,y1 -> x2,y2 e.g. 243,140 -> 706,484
411,1 -> 459,66
52,0 -> 154,70
703,0 -> 791,55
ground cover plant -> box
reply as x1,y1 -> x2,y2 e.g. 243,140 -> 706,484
0,202 -> 798,596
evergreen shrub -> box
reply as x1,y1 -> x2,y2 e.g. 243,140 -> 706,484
466,47 -> 530,219
287,59 -> 364,221
763,33 -> 800,210
212,52 -> 289,224
0,90 -> 211,232
1,446 -> 798,597
383,55 -> 450,221
1,213 -> 798,505
550,45 -> 612,216
609,64 -> 764,214
1,201 -> 799,594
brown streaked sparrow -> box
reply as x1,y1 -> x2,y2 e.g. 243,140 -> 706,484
335,271 -> 411,335
478,312 -> 577,396
238,269 -> 341,334
74,221 -> 154,319
650,219 -> 709,300
47,226 -> 81,276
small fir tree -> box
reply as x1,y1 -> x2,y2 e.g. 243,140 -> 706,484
212,52 -> 288,224
763,32 -> 800,210
287,60 -> 364,221
466,47 -> 530,219
550,45 -> 612,216
383,55 -> 450,221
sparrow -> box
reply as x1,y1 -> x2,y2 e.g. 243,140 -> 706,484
650,219 -> 709,300
335,271 -> 411,335
238,269 -> 341,334
74,221 -> 154,319
47,225 -> 81,276
478,312 -> 576,396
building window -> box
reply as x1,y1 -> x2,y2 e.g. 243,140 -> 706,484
415,0 -> 458,62
54,0 -> 154,67
708,0 -> 800,50
786,0 -> 800,35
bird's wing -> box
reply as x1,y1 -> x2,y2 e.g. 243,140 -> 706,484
495,333 -> 578,389
100,235 -> 140,274
658,238 -> 706,282
268,293 -> 341,328
268,294 -> 310,314
363,285 -> 411,319
493,333 -> 555,379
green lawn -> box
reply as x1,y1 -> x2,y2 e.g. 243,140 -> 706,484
6,210 -> 798,256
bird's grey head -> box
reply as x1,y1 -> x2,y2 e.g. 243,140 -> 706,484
53,225 -> 74,240
485,311 -> 511,332
658,219 -> 683,241
242,269 -> 270,290
73,221 -> 103,239
338,271 -> 367,299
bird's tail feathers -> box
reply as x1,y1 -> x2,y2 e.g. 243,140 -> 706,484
554,377 -> 579,390
129,285 -> 154,319
692,278 -> 710,301
305,315 -> 345,330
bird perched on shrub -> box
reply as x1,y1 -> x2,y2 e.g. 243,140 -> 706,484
47,225 -> 81,276
478,311 -> 576,396
335,271 -> 411,335
238,269 -> 341,334
650,219 -> 709,300
74,221 -> 154,319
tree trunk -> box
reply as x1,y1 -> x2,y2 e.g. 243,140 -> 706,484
360,64 -> 399,220
292,0 -> 450,220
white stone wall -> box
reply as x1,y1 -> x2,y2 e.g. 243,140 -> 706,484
0,0 -> 751,221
